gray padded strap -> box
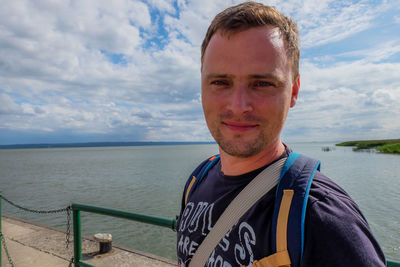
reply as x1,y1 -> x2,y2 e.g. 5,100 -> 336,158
190,157 -> 287,267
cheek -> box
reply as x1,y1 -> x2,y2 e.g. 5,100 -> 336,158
201,91 -> 216,121
267,89 -> 292,108
202,90 -> 222,112
255,96 -> 288,120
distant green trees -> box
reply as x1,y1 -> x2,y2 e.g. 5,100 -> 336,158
376,143 -> 400,154
336,139 -> 400,154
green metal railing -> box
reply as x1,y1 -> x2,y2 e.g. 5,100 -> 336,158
71,203 -> 176,267
1,195 -> 400,266
389,260 -> 400,267
71,203 -> 400,266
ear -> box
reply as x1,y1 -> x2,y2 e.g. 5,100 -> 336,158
290,76 -> 300,108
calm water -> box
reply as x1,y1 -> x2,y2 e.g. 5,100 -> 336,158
0,143 -> 399,261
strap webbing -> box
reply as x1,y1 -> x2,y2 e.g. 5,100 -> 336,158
185,176 -> 196,205
251,250 -> 291,267
276,190 -> 294,253
189,157 -> 287,267
246,190 -> 294,267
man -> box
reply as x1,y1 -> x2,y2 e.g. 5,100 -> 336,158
177,2 -> 385,266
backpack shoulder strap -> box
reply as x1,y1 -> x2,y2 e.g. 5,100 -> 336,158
271,152 -> 321,267
183,155 -> 220,205
190,157 -> 287,267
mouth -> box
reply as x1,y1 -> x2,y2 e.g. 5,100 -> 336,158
222,121 -> 258,132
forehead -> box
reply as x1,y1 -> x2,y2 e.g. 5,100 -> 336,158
202,26 -> 290,77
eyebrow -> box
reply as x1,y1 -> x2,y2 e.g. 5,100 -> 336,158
249,73 -> 285,84
204,73 -> 234,80
250,73 -> 277,79
204,73 -> 285,86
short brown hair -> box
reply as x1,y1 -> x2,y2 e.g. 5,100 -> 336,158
201,1 -> 300,80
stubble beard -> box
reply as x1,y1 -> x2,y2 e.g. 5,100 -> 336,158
215,130 -> 266,158
209,116 -> 268,158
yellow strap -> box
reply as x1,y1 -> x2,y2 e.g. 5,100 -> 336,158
249,250 -> 291,267
276,190 -> 294,252
245,190 -> 294,267
185,176 -> 196,205
185,156 -> 216,206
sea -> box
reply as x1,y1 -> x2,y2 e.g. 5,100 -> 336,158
0,142 -> 399,261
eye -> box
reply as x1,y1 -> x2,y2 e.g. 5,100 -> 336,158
210,80 -> 229,86
253,81 -> 275,87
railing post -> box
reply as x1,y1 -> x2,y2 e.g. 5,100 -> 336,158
73,209 -> 82,267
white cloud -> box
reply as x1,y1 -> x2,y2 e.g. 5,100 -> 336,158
0,0 -> 399,144
301,59 -> 400,94
147,0 -> 176,14
337,41 -> 400,63
0,93 -> 21,115
287,57 -> 400,141
297,1 -> 388,48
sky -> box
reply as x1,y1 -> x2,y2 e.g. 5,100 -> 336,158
1,0 -> 399,145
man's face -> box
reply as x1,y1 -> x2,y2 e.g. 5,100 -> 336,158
201,26 -> 299,158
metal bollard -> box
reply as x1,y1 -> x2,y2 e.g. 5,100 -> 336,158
93,233 -> 112,254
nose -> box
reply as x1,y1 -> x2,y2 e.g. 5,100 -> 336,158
226,84 -> 253,115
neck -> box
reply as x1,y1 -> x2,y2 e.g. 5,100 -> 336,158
219,141 -> 285,176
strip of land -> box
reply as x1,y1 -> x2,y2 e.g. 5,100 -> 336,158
1,215 -> 177,267
0,141 -> 215,149
336,138 -> 400,154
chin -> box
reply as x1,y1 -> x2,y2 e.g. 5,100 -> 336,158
217,136 -> 266,158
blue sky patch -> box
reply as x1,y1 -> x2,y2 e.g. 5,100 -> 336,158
100,50 -> 127,65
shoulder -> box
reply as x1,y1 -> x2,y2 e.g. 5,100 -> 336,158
302,171 -> 386,266
308,171 -> 361,217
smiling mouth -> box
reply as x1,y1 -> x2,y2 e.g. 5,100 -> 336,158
222,121 -> 258,132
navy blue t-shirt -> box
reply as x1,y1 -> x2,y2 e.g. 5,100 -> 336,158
177,149 -> 386,267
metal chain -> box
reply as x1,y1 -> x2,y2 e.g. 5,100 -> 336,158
1,232 -> 16,267
1,195 -> 69,214
1,195 -> 73,252
68,257 -> 75,267
65,205 -> 71,249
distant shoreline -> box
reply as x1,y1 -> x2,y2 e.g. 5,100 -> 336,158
336,139 -> 400,154
0,141 -> 216,150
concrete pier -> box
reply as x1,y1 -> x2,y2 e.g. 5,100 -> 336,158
1,216 -> 177,267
